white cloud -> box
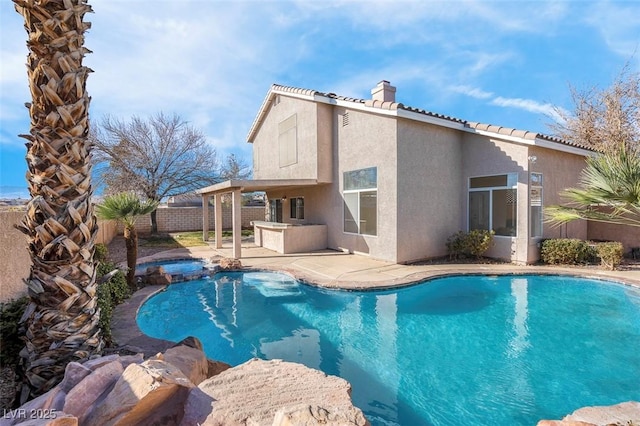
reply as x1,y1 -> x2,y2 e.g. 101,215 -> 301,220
450,85 -> 493,99
491,96 -> 567,122
584,1 -> 640,60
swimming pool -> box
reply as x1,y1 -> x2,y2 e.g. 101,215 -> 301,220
134,259 -> 212,280
137,272 -> 640,425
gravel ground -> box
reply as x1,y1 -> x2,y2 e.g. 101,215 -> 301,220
105,235 -> 177,264
0,367 -> 17,410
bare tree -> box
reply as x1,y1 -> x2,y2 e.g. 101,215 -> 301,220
550,65 -> 640,155
92,112 -> 221,233
220,153 -> 252,181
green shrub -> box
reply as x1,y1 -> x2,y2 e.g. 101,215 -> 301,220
446,230 -> 494,259
96,262 -> 129,342
0,297 -> 28,368
95,243 -> 109,263
446,231 -> 467,260
595,241 -> 624,270
540,239 -> 596,265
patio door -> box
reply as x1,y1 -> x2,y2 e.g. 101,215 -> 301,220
270,199 -> 283,223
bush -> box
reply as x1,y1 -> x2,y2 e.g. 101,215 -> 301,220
540,239 -> 597,265
96,261 -> 129,342
595,241 -> 624,270
446,230 -> 495,259
95,243 -> 109,263
0,297 -> 28,368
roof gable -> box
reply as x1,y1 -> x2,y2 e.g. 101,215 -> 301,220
247,83 -> 594,155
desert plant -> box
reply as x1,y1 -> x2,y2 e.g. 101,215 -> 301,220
540,239 -> 597,265
446,230 -> 494,259
465,230 -> 495,258
0,297 -> 29,368
96,262 -> 129,342
595,241 -> 624,270
96,192 -> 159,290
13,0 -> 103,399
95,243 -> 109,263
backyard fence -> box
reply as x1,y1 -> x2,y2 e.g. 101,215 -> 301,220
0,205 -> 266,302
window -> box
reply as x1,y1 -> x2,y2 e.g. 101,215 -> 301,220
344,167 -> 377,236
530,173 -> 543,238
469,173 -> 517,237
279,114 -> 297,167
290,197 -> 304,219
269,199 -> 283,223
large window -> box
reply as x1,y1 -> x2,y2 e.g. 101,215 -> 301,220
530,173 -> 543,238
290,197 -> 304,220
344,167 -> 377,236
469,173 -> 517,237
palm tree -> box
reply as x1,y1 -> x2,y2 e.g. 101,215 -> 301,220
96,193 -> 159,290
13,0 -> 102,400
546,149 -> 640,227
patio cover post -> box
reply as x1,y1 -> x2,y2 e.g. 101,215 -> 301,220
232,189 -> 242,259
214,193 -> 223,249
202,194 -> 210,241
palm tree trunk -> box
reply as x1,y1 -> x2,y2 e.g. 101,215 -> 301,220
13,0 -> 103,401
124,225 -> 138,290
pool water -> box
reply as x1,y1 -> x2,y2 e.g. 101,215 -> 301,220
137,272 -> 640,425
135,259 -> 207,276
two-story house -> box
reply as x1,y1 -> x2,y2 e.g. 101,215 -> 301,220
198,81 -> 593,264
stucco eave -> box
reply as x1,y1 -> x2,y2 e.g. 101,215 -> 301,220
197,179 -> 320,195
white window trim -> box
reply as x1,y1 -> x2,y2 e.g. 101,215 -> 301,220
468,174 -> 518,238
530,172 -> 544,239
343,186 -> 378,237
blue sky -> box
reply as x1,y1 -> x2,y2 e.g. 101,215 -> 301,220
1,0 -> 639,193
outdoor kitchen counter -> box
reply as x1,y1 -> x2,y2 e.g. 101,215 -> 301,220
251,221 -> 328,254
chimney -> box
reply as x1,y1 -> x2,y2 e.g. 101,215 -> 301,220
371,80 -> 396,102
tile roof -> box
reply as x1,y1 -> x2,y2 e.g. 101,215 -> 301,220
249,83 -> 594,152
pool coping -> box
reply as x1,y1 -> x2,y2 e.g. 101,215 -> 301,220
111,248 -> 640,355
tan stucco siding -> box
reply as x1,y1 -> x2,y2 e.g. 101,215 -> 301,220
316,103 -> 333,183
396,120 -> 463,263
529,147 -> 589,240
461,134 -> 530,262
327,107 -> 399,262
252,96 -> 319,180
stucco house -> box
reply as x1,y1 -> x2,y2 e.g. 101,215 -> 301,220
199,81 -> 595,264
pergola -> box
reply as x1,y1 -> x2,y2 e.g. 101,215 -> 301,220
197,179 -> 319,258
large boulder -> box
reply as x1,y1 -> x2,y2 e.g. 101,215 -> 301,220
537,401 -> 640,426
5,338 -> 369,426
84,359 -> 194,426
181,358 -> 369,426
141,266 -> 172,286
218,257 -> 242,271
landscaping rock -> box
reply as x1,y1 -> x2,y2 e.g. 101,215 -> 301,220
84,359 -> 194,426
63,360 -> 124,423
5,338 -> 368,426
537,401 -> 640,426
15,414 -> 78,426
564,400 -> 640,425
142,266 -> 172,286
218,257 -> 242,270
207,359 -> 231,378
160,345 -> 209,386
272,404 -> 369,426
182,358 -> 369,426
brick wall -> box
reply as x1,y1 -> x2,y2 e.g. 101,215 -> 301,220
117,206 -> 266,234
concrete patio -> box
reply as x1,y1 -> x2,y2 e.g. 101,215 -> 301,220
135,241 -> 640,290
